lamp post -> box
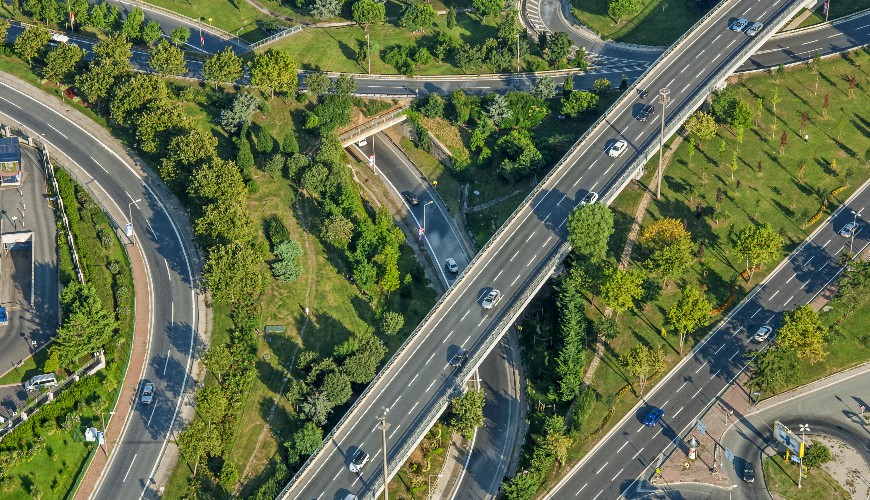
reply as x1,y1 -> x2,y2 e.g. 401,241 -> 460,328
427,474 -> 443,500
378,409 -> 390,500
656,88 -> 671,200
366,32 -> 371,74
799,423 -> 810,488
516,33 -> 520,73
850,209 -> 862,253
423,200 -> 434,235
235,27 -> 243,49
128,198 -> 141,238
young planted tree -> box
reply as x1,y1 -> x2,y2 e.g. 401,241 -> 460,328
684,110 -> 718,140
779,130 -> 788,155
304,71 -> 331,99
641,217 -> 694,285
822,94 -> 829,118
203,46 -> 243,89
777,305 -> 827,363
141,20 -> 163,46
622,344 -> 665,396
667,285 -> 712,355
755,97 -> 763,128
170,26 -> 190,46
733,222 -> 783,280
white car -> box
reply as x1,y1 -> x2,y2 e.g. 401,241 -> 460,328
607,140 -> 628,158
357,138 -> 368,147
481,289 -> 501,309
745,22 -> 763,37
580,191 -> 598,206
446,258 -> 459,273
839,222 -> 858,237
349,449 -> 369,473
753,325 -> 773,343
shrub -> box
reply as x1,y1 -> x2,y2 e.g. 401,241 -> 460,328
379,311 -> 405,335
271,240 -> 303,282
265,214 -> 291,247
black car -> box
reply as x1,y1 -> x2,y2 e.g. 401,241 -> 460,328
743,462 -> 755,482
404,192 -> 420,205
449,348 -> 468,368
638,104 -> 655,121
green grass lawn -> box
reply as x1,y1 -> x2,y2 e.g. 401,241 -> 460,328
763,455 -> 850,499
398,135 -> 463,215
797,0 -> 870,28
571,0 -> 712,46
387,422 -> 451,499
0,347 -> 51,386
141,0 -> 271,40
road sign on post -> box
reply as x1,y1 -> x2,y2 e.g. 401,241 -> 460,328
696,419 -> 706,436
418,227 -> 424,241
369,154 -> 375,167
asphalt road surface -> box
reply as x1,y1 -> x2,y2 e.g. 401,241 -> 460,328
547,161 -> 870,498
723,369 -> 870,499
0,76 -> 199,500
280,1 -> 820,498
0,146 -> 59,412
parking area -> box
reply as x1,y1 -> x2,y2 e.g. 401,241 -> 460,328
0,144 -> 60,417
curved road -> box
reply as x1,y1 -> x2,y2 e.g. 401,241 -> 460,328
0,74 -> 201,499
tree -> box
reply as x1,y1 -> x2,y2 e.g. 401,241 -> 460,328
609,0 -> 643,23
779,130 -> 788,155
472,0 -> 501,23
555,276 -> 586,401
593,78 -> 612,93
447,7 -> 457,28
560,90 -> 599,117
339,332 -> 387,383
835,259 -> 870,316
23,0 -> 61,24
203,242 -> 267,305
379,311 -> 404,335
333,73 -> 356,98
770,86 -> 782,123
734,222 -> 783,280
202,344 -> 232,384
251,49 -> 299,98
52,283 -> 118,366
545,32 -> 571,66
531,76 -> 556,100
496,11 -> 522,46
321,213 -> 354,249
43,42 -> 86,83
265,153 -> 285,178
730,99 -> 753,131
567,203 -> 614,261
176,419 -> 222,477
285,421 -> 323,465
775,63 -> 785,83
220,93 -> 261,134
777,305 -> 827,363
272,240 -> 303,282
203,47 -> 243,89
13,25 -> 49,67
121,6 -> 144,41
304,71 -> 330,99
321,371 -> 352,406
170,26 -> 190,46
141,20 -> 163,45
402,3 -> 436,32
92,32 -> 132,74
149,39 -> 187,75
684,110 -> 718,140
352,0 -> 385,30
256,127 -> 274,153
485,93 -> 512,124
311,0 -> 342,19
668,286 -> 712,355
448,389 -> 485,440
599,266 -> 645,319
746,346 -> 798,396
236,137 -> 254,178
802,440 -> 831,468
0,19 -> 9,47
641,218 -> 693,285
622,344 -> 664,396
75,61 -> 117,105
195,386 -> 228,423
421,93 -> 445,118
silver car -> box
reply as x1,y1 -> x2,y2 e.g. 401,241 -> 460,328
730,18 -> 749,32
745,22 -> 763,37
140,382 -> 155,405
481,289 -> 501,309
580,191 -> 598,206
839,222 -> 858,237
753,325 -> 773,343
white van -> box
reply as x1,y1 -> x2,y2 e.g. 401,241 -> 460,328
24,373 -> 57,391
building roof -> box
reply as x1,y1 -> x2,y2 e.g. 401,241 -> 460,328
0,137 -> 20,164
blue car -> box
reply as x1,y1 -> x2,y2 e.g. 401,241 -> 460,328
643,407 -> 665,427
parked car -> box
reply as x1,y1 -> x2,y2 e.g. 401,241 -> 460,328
743,462 -> 756,482
745,22 -> 763,37
839,222 -> 858,237
404,192 -> 420,205
730,18 -> 749,32
446,258 -> 459,273
349,449 -> 370,473
580,191 -> 599,206
753,325 -> 773,343
140,381 -> 155,404
481,289 -> 502,309
608,139 -> 629,158
449,348 -> 468,367
24,373 -> 57,392
643,407 -> 665,427
638,104 -> 655,122
357,138 -> 368,147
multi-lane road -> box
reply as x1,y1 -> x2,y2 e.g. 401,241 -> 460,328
0,73 -> 201,499
280,1 -> 825,498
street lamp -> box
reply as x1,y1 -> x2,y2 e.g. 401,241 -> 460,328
377,409 -> 391,500
798,423 -> 810,489
656,88 -> 671,200
850,209 -> 862,253
366,32 -> 371,74
423,200 -> 434,235
127,198 -> 141,238
235,27 -> 243,49
427,474 -> 443,500
516,33 -> 520,73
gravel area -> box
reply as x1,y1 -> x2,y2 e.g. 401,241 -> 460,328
813,434 -> 870,499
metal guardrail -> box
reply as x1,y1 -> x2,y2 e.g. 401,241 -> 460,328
278,1 -> 813,497
248,25 -> 303,50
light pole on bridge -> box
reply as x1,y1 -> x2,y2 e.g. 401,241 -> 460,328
656,87 -> 671,200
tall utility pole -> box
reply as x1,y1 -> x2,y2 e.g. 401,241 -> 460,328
516,33 -> 520,72
366,33 -> 371,74
656,87 -> 671,199
423,200 -> 434,234
378,409 -> 390,500
850,209 -> 862,253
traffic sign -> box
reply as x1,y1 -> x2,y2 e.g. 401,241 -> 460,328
369,154 -> 375,167
725,448 -> 734,463
696,419 -> 706,436
418,227 -> 424,241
